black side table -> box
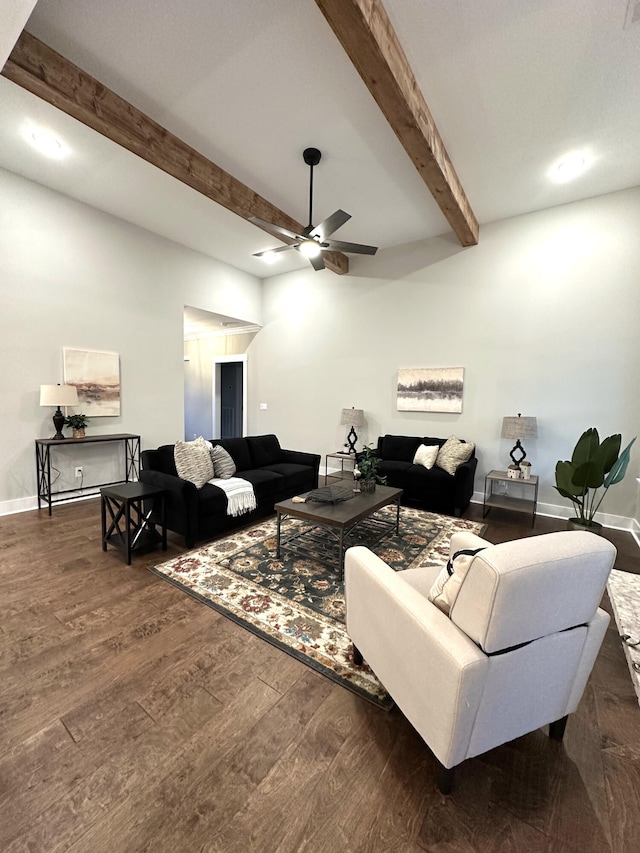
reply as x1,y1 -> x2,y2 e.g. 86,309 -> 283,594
101,482 -> 167,564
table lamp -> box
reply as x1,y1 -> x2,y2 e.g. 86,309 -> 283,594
40,383 -> 79,439
340,407 -> 364,454
501,413 -> 537,468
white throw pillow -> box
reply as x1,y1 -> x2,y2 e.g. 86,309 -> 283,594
209,443 -> 236,479
428,547 -> 486,616
174,437 -> 214,489
435,435 -> 475,476
413,443 -> 439,470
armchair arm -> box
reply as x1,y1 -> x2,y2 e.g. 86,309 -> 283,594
280,449 -> 321,487
345,546 -> 488,768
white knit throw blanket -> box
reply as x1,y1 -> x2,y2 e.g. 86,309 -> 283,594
208,476 -> 257,517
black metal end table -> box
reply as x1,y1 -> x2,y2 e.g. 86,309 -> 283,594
101,482 -> 167,564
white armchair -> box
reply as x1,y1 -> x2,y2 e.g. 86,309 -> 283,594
345,530 -> 616,793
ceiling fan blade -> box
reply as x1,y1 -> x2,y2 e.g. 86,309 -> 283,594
248,216 -> 304,242
309,209 -> 351,241
308,252 -> 326,271
253,244 -> 296,258
325,239 -> 378,256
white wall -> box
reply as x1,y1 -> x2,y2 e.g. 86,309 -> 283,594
247,187 -> 640,529
0,168 -> 262,512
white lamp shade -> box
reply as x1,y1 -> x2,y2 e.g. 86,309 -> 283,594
501,415 -> 538,440
40,384 -> 78,407
340,407 -> 364,427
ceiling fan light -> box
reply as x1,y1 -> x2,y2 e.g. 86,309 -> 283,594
298,239 -> 322,258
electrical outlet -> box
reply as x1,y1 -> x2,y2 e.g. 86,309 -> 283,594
74,466 -> 83,478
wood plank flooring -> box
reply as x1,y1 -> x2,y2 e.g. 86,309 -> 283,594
1,499 -> 639,852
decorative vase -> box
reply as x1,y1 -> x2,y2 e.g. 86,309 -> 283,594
72,428 -> 86,439
567,517 -> 603,534
360,478 -> 376,493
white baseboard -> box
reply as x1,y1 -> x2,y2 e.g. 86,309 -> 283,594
0,492 -> 99,517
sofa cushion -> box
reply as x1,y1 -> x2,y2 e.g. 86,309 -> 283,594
436,436 -> 475,475
174,437 -> 214,488
213,438 -> 252,472
210,444 -> 236,479
262,462 -> 315,491
379,434 -> 423,462
247,434 -> 282,468
413,443 -> 439,469
239,468 -> 285,501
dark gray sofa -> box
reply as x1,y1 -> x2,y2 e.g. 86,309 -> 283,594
373,434 -> 477,517
140,434 -> 320,547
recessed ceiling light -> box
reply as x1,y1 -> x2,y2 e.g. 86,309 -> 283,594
26,127 -> 69,159
550,151 -> 592,183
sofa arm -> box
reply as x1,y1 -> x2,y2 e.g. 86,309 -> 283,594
139,469 -> 200,546
452,455 -> 478,515
345,546 -> 488,769
280,449 -> 321,483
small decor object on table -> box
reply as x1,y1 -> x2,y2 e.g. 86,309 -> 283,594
520,460 -> 532,480
64,413 -> 89,438
507,464 -> 521,480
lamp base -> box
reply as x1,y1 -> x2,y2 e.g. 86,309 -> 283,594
509,440 -> 526,467
52,407 -> 66,440
346,426 -> 358,454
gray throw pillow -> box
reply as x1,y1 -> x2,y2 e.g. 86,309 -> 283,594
435,436 -> 475,476
174,437 -> 214,489
210,444 -> 236,479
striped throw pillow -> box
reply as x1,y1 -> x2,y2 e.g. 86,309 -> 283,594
210,444 -> 236,479
174,437 -> 214,489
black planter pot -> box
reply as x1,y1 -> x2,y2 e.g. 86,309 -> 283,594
567,518 -> 603,534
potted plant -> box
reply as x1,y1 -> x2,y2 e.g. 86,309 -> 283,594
64,413 -> 89,438
555,427 -> 636,531
355,444 -> 387,493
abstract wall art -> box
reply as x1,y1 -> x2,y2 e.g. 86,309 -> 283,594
397,367 -> 464,413
63,348 -> 121,416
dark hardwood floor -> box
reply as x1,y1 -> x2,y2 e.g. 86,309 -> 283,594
1,499 -> 639,852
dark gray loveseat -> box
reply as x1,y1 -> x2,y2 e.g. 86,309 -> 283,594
140,434 -> 320,547
373,434 -> 477,517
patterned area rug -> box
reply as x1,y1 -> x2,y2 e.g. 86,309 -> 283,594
607,568 -> 640,707
149,507 -> 485,709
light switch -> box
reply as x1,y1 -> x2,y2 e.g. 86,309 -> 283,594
260,402 -> 268,410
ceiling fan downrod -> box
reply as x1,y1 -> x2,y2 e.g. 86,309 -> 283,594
303,147 -> 322,232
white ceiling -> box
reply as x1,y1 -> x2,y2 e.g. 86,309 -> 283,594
1,0 -> 639,280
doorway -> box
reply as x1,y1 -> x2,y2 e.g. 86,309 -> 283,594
212,354 -> 247,438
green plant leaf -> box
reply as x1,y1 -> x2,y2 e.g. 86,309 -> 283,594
604,437 -> 636,488
571,428 -> 599,466
593,433 -> 621,474
555,460 -> 587,497
572,459 -> 605,490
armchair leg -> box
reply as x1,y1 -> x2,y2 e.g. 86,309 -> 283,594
549,715 -> 568,741
435,761 -> 455,795
352,644 -> 363,666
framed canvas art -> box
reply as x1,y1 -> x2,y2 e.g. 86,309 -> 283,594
397,367 -> 464,413
63,348 -> 121,416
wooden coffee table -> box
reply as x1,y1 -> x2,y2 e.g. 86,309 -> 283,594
275,484 -> 403,578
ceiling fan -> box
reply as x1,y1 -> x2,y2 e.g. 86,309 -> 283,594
250,147 -> 378,271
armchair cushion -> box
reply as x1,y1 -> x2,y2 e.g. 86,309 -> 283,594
429,546 -> 488,616
435,435 -> 475,475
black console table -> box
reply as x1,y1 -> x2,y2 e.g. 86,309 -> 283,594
35,433 -> 141,515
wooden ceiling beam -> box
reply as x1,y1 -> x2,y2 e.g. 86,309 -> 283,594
1,32 -> 350,274
314,0 -> 479,247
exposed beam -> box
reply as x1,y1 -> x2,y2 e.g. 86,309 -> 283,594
1,31 -> 350,275
314,0 -> 479,247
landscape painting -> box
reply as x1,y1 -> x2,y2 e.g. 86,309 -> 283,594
63,348 -> 121,416
397,367 -> 464,413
